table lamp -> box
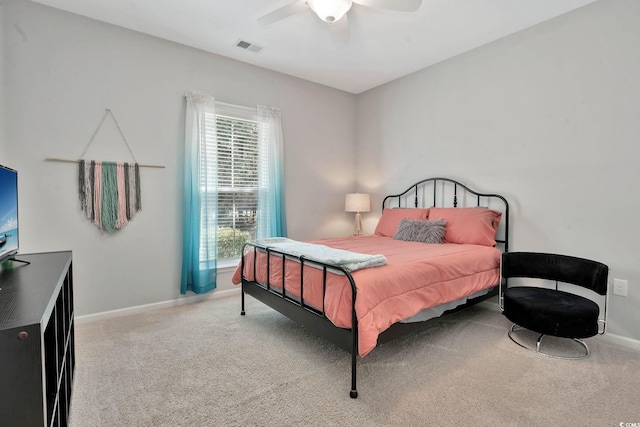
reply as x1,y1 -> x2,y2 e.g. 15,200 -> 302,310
345,193 -> 370,235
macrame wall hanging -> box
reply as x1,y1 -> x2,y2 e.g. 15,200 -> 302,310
78,160 -> 141,232
46,109 -> 164,232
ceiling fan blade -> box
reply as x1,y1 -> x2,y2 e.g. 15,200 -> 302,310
258,0 -> 309,25
329,14 -> 350,46
352,0 -> 422,12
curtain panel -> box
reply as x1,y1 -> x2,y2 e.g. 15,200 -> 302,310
257,105 -> 288,239
181,91 -> 217,294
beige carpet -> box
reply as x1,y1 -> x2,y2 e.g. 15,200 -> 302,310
69,294 -> 640,427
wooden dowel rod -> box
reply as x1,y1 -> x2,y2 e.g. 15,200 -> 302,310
45,157 -> 165,169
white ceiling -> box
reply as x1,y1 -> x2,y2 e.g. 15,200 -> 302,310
31,0 -> 597,94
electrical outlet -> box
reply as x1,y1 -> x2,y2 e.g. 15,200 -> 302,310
613,279 -> 628,297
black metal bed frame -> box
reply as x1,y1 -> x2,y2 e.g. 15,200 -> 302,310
240,177 -> 510,398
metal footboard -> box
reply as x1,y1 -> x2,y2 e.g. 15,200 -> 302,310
240,242 -> 360,398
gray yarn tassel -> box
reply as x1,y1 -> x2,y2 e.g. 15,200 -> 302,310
135,163 -> 141,210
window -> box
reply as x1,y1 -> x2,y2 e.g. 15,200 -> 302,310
200,111 -> 260,260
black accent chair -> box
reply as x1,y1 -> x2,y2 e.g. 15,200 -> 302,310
500,252 -> 609,359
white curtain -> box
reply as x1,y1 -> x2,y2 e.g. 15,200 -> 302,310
181,91 -> 217,295
257,105 -> 287,239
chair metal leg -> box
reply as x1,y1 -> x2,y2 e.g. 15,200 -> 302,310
507,324 -> 529,350
535,333 -> 544,353
507,324 -> 591,360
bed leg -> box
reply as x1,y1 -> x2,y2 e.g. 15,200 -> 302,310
350,344 -> 358,398
350,294 -> 358,398
241,287 -> 246,316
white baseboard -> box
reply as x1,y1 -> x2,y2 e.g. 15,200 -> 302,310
597,332 -> 640,352
75,287 -> 242,325
478,299 -> 501,312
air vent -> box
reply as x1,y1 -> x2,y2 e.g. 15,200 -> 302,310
235,40 -> 263,53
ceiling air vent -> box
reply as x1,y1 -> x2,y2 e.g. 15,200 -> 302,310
235,40 -> 263,53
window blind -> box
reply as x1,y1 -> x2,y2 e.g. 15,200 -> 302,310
200,107 -> 265,260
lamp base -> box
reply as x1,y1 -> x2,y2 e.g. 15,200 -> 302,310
353,212 -> 363,236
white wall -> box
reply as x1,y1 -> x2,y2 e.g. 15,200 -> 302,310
356,0 -> 640,341
2,0 -> 356,316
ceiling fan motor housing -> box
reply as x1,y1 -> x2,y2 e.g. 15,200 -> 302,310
308,0 -> 353,23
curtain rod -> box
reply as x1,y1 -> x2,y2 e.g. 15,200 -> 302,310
45,157 -> 165,169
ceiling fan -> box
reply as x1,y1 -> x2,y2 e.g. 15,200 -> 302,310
258,0 -> 422,45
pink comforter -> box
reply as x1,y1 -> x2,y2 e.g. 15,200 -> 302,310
232,235 -> 500,357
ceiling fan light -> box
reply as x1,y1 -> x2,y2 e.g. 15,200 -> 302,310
308,0 -> 352,23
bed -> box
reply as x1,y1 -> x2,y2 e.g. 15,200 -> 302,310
232,177 -> 509,398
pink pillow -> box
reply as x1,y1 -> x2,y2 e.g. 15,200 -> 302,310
428,207 -> 502,246
374,208 -> 430,237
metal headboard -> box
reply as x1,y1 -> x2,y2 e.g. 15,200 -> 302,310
382,177 -> 509,252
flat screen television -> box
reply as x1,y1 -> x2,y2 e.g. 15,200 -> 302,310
0,164 -> 19,264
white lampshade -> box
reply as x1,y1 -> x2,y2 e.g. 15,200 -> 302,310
345,193 -> 370,213
308,0 -> 353,23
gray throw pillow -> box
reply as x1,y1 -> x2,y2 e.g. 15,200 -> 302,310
393,219 -> 446,244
